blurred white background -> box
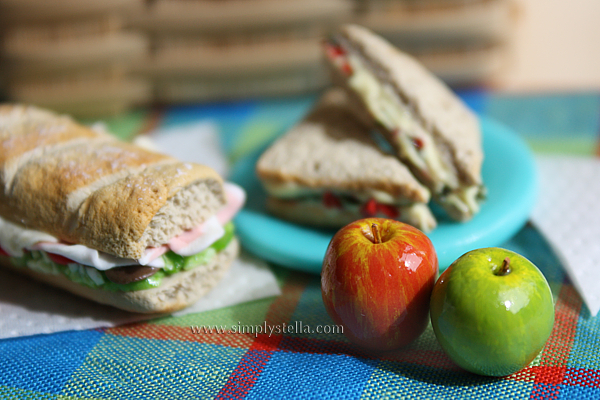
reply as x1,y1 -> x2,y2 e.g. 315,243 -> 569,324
498,0 -> 600,91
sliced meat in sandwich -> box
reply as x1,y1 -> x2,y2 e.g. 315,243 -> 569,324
0,104 -> 245,313
325,24 -> 485,221
256,88 -> 436,232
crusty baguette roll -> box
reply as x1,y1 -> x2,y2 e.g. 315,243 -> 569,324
0,104 -> 241,313
325,24 -> 485,221
0,0 -> 142,23
359,0 -> 512,50
256,88 -> 436,232
0,104 -> 225,260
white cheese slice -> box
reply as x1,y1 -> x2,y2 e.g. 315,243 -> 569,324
170,216 -> 225,257
0,218 -> 58,257
31,242 -> 165,270
138,247 -> 168,266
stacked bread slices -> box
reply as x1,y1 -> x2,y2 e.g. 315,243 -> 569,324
130,0 -> 353,102
356,0 -> 515,86
257,88 -> 437,231
0,0 -> 150,117
0,104 -> 245,313
0,0 -> 512,107
257,25 -> 485,232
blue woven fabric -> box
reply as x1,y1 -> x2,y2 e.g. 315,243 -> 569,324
1,92 -> 600,399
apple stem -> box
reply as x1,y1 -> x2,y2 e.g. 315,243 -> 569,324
497,257 -> 511,276
371,223 -> 382,244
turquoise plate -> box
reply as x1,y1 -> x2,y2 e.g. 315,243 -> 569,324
230,117 -> 538,274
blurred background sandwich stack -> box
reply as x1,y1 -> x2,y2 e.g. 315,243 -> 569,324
0,0 -> 151,117
356,0 -> 515,86
130,0 -> 353,103
0,0 -> 553,115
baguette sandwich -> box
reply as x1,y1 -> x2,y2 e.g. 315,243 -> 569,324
325,24 -> 485,221
0,104 -> 245,313
256,88 -> 436,232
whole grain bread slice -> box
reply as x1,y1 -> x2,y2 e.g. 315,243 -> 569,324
335,24 -> 483,187
256,88 -> 436,231
325,25 -> 486,221
257,88 -> 431,203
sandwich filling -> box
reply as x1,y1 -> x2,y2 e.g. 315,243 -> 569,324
0,182 -> 245,291
326,43 -> 484,219
264,183 -> 436,232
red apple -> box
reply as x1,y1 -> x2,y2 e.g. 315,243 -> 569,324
321,218 -> 438,352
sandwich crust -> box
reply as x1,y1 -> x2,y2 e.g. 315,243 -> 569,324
0,104 -> 112,190
75,163 -> 225,259
0,104 -> 225,259
256,88 -> 431,204
335,24 -> 483,187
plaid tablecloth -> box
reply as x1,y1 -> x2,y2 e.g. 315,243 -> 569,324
1,91 -> 600,399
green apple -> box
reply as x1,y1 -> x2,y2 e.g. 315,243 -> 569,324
430,247 -> 554,377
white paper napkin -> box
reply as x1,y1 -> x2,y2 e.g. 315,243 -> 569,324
0,121 -> 281,339
531,155 -> 600,316
139,120 -> 229,177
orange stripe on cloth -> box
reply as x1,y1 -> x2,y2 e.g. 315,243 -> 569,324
105,323 -> 256,349
247,271 -> 313,352
214,272 -> 312,399
105,271 -> 312,351
538,284 -> 582,369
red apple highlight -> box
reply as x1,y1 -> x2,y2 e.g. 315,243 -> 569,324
321,218 -> 438,352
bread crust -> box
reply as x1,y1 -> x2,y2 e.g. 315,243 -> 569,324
0,104 -> 225,259
333,24 -> 483,187
74,163 -> 225,259
1,238 -> 239,314
256,88 -> 431,203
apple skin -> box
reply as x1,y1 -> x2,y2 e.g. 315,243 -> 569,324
321,218 -> 438,352
430,248 -> 555,377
